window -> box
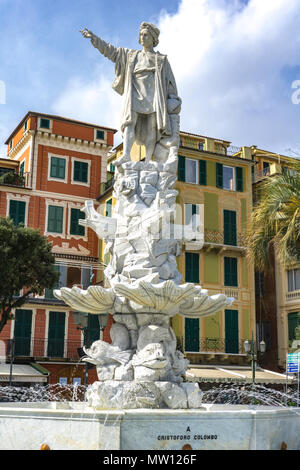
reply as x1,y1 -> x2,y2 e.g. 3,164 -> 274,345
20,161 -> 25,176
185,158 -> 198,184
288,269 -> 300,292
45,264 -> 63,299
223,166 -> 235,191
216,164 -> 244,192
50,157 -> 66,180
198,142 -> 204,151
96,129 -> 105,140
263,162 -> 270,176
224,257 -> 238,287
14,309 -> 32,356
24,120 -> 28,132
185,252 -> 200,283
288,312 -> 300,348
225,310 -> 239,353
185,203 -> 200,235
86,314 -> 100,347
9,140 -> 13,150
223,210 -> 237,246
70,208 -> 85,236
47,311 -> 65,357
47,205 -> 64,233
177,156 -> 206,185
106,199 -> 113,217
9,200 -> 26,226
73,160 -> 88,183
40,118 -> 50,129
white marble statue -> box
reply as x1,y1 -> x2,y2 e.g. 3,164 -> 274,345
80,22 -> 181,166
54,23 -> 234,409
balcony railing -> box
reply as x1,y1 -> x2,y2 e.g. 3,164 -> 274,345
3,338 -> 82,361
185,338 -> 250,355
286,290 -> 300,302
0,171 -> 31,188
252,168 -> 271,183
99,178 -> 114,195
204,229 -> 247,248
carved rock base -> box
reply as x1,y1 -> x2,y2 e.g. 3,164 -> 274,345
86,380 -> 203,410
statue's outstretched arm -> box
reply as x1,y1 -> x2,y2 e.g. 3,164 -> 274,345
80,28 -> 119,63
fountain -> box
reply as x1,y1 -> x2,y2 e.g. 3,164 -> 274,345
0,22 -> 299,450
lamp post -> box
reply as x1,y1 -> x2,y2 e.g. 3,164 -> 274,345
73,311 -> 108,390
244,333 -> 266,403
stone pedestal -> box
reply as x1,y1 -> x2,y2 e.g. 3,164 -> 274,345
86,381 -> 203,410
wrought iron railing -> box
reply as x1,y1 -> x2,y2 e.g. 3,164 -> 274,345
204,229 -> 247,247
2,338 -> 82,361
185,338 -> 250,355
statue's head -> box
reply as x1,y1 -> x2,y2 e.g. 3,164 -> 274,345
139,22 -> 160,48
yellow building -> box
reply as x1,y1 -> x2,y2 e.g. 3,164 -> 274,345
249,146 -> 300,369
98,132 -> 255,366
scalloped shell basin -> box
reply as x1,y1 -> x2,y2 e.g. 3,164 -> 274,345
54,280 -> 234,316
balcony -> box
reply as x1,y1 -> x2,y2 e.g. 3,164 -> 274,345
196,337 -> 249,354
0,171 -> 31,189
203,229 -> 247,252
99,177 -> 114,196
252,167 -> 271,183
3,337 -> 82,361
286,290 -> 300,302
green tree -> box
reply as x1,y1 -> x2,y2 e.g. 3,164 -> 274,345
247,162 -> 300,270
0,217 -> 59,333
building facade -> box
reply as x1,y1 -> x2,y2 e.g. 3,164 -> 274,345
250,146 -> 300,370
0,111 -> 116,385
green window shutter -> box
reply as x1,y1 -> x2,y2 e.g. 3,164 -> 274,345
20,161 -> 25,176
185,318 -> 199,352
14,309 -> 32,356
216,163 -> 223,188
199,160 -> 207,185
236,167 -> 244,192
224,257 -> 238,287
70,208 -> 85,236
224,210 -> 237,246
40,118 -> 50,129
185,252 -> 200,283
9,200 -> 26,226
47,205 -> 63,233
178,155 -> 186,182
96,130 -> 105,140
225,310 -> 239,353
50,157 -> 66,179
86,314 -> 100,347
48,311 -> 65,357
74,161 -> 88,183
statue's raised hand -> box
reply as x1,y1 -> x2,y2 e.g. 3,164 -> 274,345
79,28 -> 94,40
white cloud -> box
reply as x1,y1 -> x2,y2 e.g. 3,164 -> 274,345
52,66 -> 123,144
52,0 -> 300,154
157,0 -> 300,152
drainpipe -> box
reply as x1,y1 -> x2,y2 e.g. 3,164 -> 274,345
30,117 -> 37,189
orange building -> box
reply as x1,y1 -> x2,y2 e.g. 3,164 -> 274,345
0,111 -> 116,386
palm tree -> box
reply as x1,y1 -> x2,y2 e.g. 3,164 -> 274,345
247,161 -> 300,270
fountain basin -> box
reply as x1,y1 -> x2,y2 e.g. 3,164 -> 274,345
0,403 -> 299,450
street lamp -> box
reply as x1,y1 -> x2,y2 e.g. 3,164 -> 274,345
73,311 -> 108,389
244,333 -> 266,401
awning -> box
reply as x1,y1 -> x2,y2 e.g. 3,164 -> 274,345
186,366 -> 293,385
0,364 -> 49,383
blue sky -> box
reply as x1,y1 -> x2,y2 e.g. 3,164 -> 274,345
1,0 -> 300,157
